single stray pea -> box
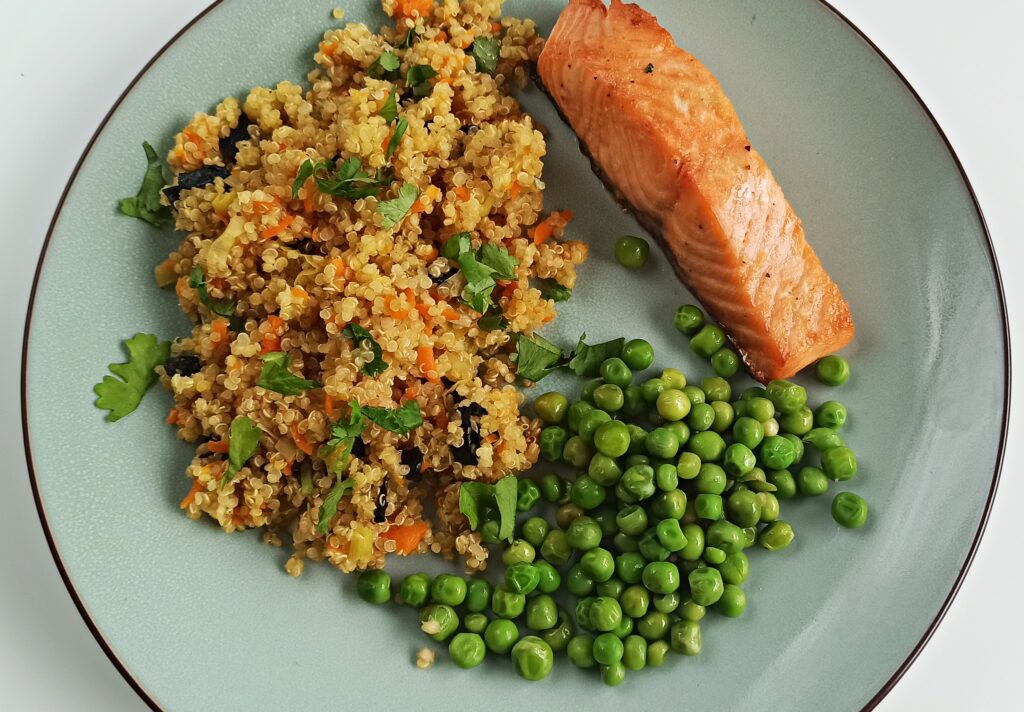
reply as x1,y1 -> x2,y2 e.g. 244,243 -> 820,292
622,338 -> 655,371
615,235 -> 650,268
673,304 -> 705,336
511,636 -> 554,681
832,492 -> 869,528
711,348 -> 740,378
357,569 -> 392,604
449,632 -> 486,669
484,618 -> 519,654
816,354 -> 850,386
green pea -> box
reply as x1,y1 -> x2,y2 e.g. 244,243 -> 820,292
565,515 -> 603,551
517,479 -> 541,512
619,385 -> 645,418
616,552 -> 646,584
741,526 -> 758,549
539,426 -> 568,462
663,420 -> 691,448
647,640 -> 671,667
567,565 -> 596,597
711,348 -> 740,378
420,603 -> 459,641
682,385 -> 705,405
658,367 -> 685,389
589,596 -> 623,632
759,521 -> 795,551
690,324 -> 725,358
832,492 -> 869,528
621,338 -> 655,371
534,392 -> 569,425
571,475 -> 607,510
624,426 -> 648,458
687,431 -> 726,461
802,428 -> 845,453
567,400 -> 594,433
540,529 -> 572,566
670,620 -> 702,655
652,490 -> 687,521
766,379 -> 808,414
703,546 -> 726,565
688,567 -> 724,606
732,400 -> 748,418
621,464 -> 656,501
542,608 -> 573,652
526,594 -> 559,631
398,573 -> 430,608
654,520 -> 687,553
724,490 -> 760,528
796,466 -> 829,496
581,547 -> 616,582
677,452 -> 702,480
577,408 -> 613,442
695,463 -> 727,495
511,636 -> 554,681
539,473 -> 566,503
679,523 -> 706,561
680,599 -> 706,622
555,502 -> 584,529
615,235 -> 649,268
613,531 -> 640,553
596,577 -> 626,599
612,617 -> 634,639
623,635 -> 647,670
505,562 -> 540,595
645,427 -> 680,460
746,397 -> 775,422
615,505 -> 648,537
815,400 -> 848,429
588,504 -> 617,540
600,357 -> 633,388
653,591 -> 681,615
760,435 -> 797,469
463,612 -> 489,634
642,561 -> 681,594
593,384 -> 625,413
706,520 -> 745,554
673,304 -> 705,336
779,406 -> 814,436
686,402 -> 716,433
822,447 -> 858,481
640,377 -> 667,405
568,635 -> 596,668
763,417 -> 780,437
484,618 -> 519,654
767,469 -> 797,499
562,435 -> 593,468
502,539 -> 535,566
782,433 -> 805,464
656,388 -> 691,422
357,569 -> 392,604
520,517 -> 548,549
715,584 -> 746,618
758,491 -> 780,522
620,583 -> 650,617
457,579 -> 488,614
696,378 -> 727,403
732,416 -> 765,450
717,551 -> 749,585
585,456 -> 619,489
637,611 -> 671,641
638,529 -> 670,562
593,420 -> 630,458
709,401 -> 735,433
654,464 -> 679,493
533,560 -> 561,594
722,443 -> 756,476
816,354 -> 850,386
480,518 -> 501,544
594,631 -> 625,665
448,632 -> 486,669
430,574 -> 467,606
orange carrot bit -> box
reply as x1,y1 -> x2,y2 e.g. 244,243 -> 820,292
410,198 -> 427,215
210,318 -> 229,345
454,186 -> 471,201
183,129 -> 203,149
303,194 -> 314,214
324,394 -> 338,419
252,198 -> 279,214
267,314 -> 285,331
291,424 -> 314,456
560,210 -> 575,222
442,304 -> 460,321
386,292 -> 414,320
542,311 -> 555,324
491,22 -> 503,33
175,276 -> 186,297
166,408 -> 179,425
320,41 -> 338,56
260,213 -> 295,240
500,282 -> 518,301
208,438 -> 230,454
423,245 -> 439,261
483,433 -> 497,445
209,277 -> 226,291
436,31 -> 448,42
435,408 -> 449,430
179,478 -> 203,509
291,286 -> 309,302
381,521 -> 430,555
531,218 -> 554,246
282,461 -> 294,477
415,303 -> 434,322
509,182 -> 522,198
260,334 -> 281,354
394,0 -> 432,19
403,383 -> 421,402
417,346 -> 440,383
496,440 -> 509,456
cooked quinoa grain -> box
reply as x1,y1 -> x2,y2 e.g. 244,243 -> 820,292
159,0 -> 586,575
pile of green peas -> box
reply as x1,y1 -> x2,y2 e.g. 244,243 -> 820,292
354,334 -> 867,683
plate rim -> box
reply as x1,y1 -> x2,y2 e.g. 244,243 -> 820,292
19,1 -> 1011,710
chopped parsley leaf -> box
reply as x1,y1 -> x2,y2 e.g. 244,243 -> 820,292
380,87 -> 399,123
342,323 -> 388,376
363,400 -> 423,436
292,158 -> 392,200
385,117 -> 408,160
93,333 -> 170,422
471,36 -> 501,76
189,266 -> 236,318
222,416 -> 262,486
512,332 -> 565,382
459,475 -> 518,541
118,141 -> 170,227
406,64 -> 438,97
568,334 -> 625,377
367,51 -> 401,80
377,182 -> 420,228
256,352 -> 320,395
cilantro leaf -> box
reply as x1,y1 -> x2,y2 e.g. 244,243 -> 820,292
257,352 -> 320,395
94,333 -> 171,422
189,266 -> 236,317
406,64 -> 438,97
316,477 -> 355,535
342,323 -> 388,376
568,333 -> 625,377
471,36 -> 500,76
118,142 -> 170,226
222,416 -> 262,485
478,313 -> 509,331
363,400 -> 423,436
458,475 -> 518,541
512,333 -> 564,382
291,158 -> 328,198
476,243 -> 519,280
380,87 -> 399,123
385,117 -> 408,161
294,158 -> 392,200
377,182 -> 420,228
457,252 -> 497,313
367,50 -> 401,80
399,29 -> 418,49
545,283 -> 572,302
441,232 -> 472,259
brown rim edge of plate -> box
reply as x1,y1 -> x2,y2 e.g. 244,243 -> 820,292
19,2 -> 1011,710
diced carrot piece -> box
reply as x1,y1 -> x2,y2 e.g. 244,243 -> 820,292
304,194 -> 314,214
532,218 -> 554,245
260,213 -> 294,239
166,408 -> 179,425
208,439 -> 230,454
291,424 -> 314,456
381,521 -> 430,554
320,41 -> 338,55
291,286 -> 309,301
404,383 -> 420,401
560,210 -> 574,222
436,409 -> 449,430
324,394 -> 338,419
491,22 -> 503,33
260,334 -> 281,354
211,318 -> 229,345
410,199 -> 427,214
454,186 -> 470,201
417,346 -> 440,383
179,478 -> 203,509
509,182 -> 521,198
442,305 -> 460,321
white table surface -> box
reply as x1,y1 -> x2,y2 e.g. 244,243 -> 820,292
1,1 -> 1019,710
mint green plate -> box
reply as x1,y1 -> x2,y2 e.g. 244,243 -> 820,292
23,1 -> 1008,710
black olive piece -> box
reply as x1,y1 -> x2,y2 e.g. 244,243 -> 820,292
401,447 -> 425,481
163,165 -> 232,205
219,117 -> 253,164
451,402 -> 487,465
374,477 -> 388,523
164,353 -> 202,377
429,266 -> 458,285
350,437 -> 367,459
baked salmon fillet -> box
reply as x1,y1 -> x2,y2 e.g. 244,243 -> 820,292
537,0 -> 854,382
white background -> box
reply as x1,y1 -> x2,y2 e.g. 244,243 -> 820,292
1,1 -> 1020,710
